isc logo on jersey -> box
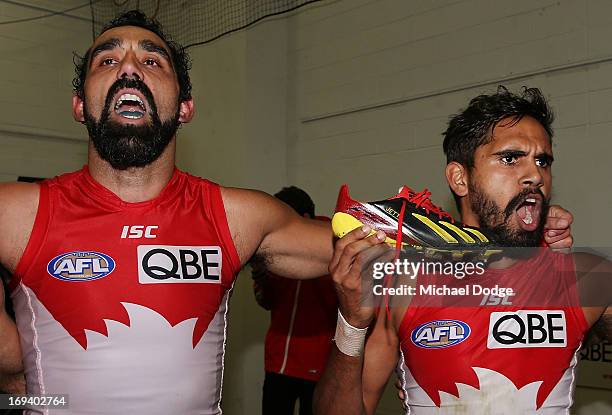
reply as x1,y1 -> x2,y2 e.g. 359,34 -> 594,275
47,251 -> 115,282
137,245 -> 222,284
488,310 -> 567,349
411,320 -> 471,349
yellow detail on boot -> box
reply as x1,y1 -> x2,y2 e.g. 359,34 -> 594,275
412,214 -> 458,244
463,227 -> 489,243
439,221 -> 476,244
332,212 -> 365,238
331,212 -> 405,246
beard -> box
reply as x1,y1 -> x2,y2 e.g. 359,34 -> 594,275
469,182 -> 549,247
84,78 -> 180,170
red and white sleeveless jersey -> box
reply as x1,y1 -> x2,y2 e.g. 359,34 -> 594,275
397,250 -> 589,414
9,167 -> 241,414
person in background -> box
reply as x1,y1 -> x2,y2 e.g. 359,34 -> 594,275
252,186 -> 338,415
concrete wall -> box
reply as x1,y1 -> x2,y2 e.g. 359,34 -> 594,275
0,3 -> 90,180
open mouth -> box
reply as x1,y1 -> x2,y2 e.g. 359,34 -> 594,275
114,93 -> 147,119
515,195 -> 542,231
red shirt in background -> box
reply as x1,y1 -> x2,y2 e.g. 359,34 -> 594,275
257,217 -> 338,381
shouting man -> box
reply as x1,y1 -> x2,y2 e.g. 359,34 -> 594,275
314,87 -> 611,414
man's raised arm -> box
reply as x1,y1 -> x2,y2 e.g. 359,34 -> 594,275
313,226 -> 398,415
221,187 -> 334,278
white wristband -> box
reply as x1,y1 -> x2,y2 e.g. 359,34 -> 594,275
333,310 -> 368,357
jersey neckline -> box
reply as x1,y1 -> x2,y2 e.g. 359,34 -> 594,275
80,165 -> 183,209
482,248 -> 556,276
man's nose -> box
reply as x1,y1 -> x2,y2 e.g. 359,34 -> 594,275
117,52 -> 143,81
520,161 -> 544,188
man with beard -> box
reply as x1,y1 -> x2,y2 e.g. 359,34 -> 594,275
0,10 -> 336,414
314,87 -> 612,414
0,11 -> 575,414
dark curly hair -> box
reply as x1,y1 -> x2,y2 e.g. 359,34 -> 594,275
443,86 -> 554,211
72,10 -> 192,103
274,186 -> 315,218
443,86 -> 554,169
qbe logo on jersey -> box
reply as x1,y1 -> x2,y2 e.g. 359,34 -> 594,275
137,245 -> 222,284
488,310 -> 566,349
411,320 -> 471,349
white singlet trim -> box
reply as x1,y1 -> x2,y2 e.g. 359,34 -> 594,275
21,282 -> 48,415
217,280 -> 236,414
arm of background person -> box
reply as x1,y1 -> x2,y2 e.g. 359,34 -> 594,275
0,182 -> 40,394
222,187 -> 334,279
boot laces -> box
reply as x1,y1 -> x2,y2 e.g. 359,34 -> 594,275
409,189 -> 454,222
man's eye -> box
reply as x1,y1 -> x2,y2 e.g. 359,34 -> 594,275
101,58 -> 115,65
144,58 -> 158,66
536,158 -> 550,168
500,155 -> 517,164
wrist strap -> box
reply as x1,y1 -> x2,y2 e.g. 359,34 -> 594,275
334,310 -> 368,357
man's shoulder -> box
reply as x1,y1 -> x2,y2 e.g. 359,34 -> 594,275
220,186 -> 285,220
219,186 -> 273,203
0,182 -> 40,272
0,182 -> 40,212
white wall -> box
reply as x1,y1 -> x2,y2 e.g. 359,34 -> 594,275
178,18 -> 289,193
0,3 -> 90,179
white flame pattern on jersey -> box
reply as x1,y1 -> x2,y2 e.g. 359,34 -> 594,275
13,284 -> 230,415
398,358 -> 579,415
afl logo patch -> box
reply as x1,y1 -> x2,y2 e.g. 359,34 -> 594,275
411,320 -> 471,349
47,251 -> 115,282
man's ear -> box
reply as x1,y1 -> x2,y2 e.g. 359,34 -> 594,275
72,95 -> 85,123
445,162 -> 468,197
178,98 -> 195,123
